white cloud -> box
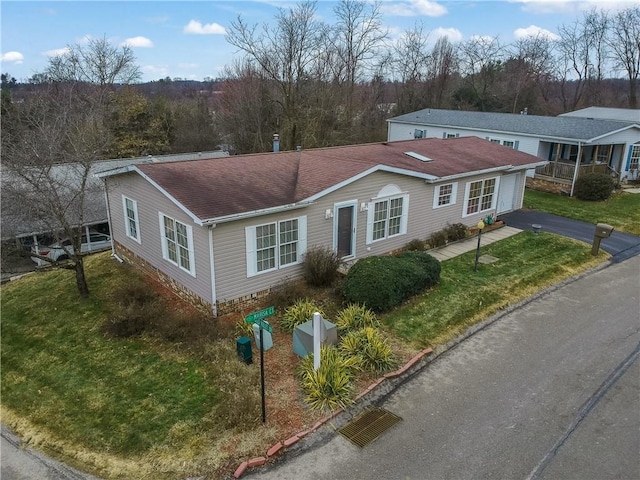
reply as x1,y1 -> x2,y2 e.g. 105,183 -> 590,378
514,25 -> 560,40
381,0 -> 447,17
433,27 -> 463,43
121,36 -> 154,48
43,47 -> 70,57
142,64 -> 169,77
510,0 -> 630,14
183,20 -> 226,35
178,63 -> 199,69
1,51 -> 25,64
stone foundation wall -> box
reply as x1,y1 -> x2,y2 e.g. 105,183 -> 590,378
115,241 -> 272,317
526,177 -> 570,195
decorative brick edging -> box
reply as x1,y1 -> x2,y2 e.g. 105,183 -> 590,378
232,346 -> 434,478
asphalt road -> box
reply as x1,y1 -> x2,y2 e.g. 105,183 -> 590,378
247,256 -> 640,480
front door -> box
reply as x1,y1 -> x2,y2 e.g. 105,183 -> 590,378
335,202 -> 356,258
497,174 -> 518,214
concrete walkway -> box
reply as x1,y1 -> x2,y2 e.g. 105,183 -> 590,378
427,226 -> 522,262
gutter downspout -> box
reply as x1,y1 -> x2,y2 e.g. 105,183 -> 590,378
570,142 -> 582,197
208,226 -> 218,318
103,179 -> 123,262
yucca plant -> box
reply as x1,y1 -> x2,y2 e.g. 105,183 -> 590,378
297,345 -> 359,411
335,304 -> 379,333
281,298 -> 324,332
339,327 -> 396,374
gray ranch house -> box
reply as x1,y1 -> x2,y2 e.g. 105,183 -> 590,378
98,137 -> 545,316
387,107 -> 640,195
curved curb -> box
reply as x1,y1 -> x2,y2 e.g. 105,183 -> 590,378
231,259 -> 616,478
232,347 -> 434,478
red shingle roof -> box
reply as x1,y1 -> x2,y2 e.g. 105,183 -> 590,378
134,137 -> 542,221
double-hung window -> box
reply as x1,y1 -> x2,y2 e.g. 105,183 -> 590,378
122,196 -> 140,243
366,185 -> 409,244
628,144 -> 640,172
433,182 -> 458,209
159,213 -> 195,276
463,177 -> 498,217
246,216 -> 307,277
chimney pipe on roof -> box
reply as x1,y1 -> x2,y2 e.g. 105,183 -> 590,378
273,133 -> 280,153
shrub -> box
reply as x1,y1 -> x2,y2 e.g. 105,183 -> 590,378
297,345 -> 359,411
335,304 -> 379,332
428,230 -> 447,248
266,278 -> 308,312
339,327 -> 396,373
395,251 -> 442,287
444,223 -> 469,242
281,298 -> 324,331
103,280 -> 164,337
234,317 -> 255,338
574,172 -> 615,201
405,238 -> 426,251
302,246 -> 343,286
342,253 -> 440,312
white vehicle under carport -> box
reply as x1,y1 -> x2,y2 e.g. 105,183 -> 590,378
30,232 -> 111,266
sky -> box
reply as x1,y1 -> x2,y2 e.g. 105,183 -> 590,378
1,0 -> 638,83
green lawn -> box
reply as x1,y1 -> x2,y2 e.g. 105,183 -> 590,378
1,232 -> 608,478
523,189 -> 640,235
382,232 -> 606,346
1,253 -> 262,479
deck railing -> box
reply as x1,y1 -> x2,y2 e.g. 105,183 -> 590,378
535,162 -> 610,181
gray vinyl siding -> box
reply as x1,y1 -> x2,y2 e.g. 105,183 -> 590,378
106,173 -> 213,304
212,170 -> 521,302
387,121 -> 540,156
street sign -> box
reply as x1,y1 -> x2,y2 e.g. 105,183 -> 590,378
253,318 -> 273,334
246,306 -> 275,324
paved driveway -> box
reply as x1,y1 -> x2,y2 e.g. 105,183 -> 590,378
499,210 -> 640,263
246,256 -> 640,480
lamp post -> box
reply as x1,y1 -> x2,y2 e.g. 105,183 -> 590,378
474,219 -> 486,272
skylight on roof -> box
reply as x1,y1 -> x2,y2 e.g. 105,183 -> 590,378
404,151 -> 432,162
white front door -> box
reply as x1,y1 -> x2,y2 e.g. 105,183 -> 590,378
497,174 -> 518,214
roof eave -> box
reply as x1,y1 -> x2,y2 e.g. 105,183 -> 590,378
202,200 -> 314,226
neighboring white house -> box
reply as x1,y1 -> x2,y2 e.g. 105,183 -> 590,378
98,137 -> 546,316
387,108 -> 640,194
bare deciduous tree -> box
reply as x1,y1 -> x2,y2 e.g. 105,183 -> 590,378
2,83 -> 113,297
391,23 -> 431,114
45,36 -> 141,86
608,6 -> 640,108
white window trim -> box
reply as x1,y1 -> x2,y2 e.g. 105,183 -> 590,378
122,196 -> 141,243
158,212 -> 196,277
245,215 -> 307,277
485,136 -> 519,149
366,189 -> 409,245
462,177 -> 500,218
432,182 -> 458,209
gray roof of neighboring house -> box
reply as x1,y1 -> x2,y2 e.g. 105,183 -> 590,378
559,107 -> 640,123
1,150 -> 229,239
388,108 -> 640,142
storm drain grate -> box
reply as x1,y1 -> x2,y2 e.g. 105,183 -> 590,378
337,407 -> 402,448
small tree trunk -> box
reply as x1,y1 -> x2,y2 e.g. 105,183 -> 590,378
74,257 -> 90,298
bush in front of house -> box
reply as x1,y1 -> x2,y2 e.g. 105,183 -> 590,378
427,230 -> 447,248
335,304 -> 379,332
339,327 -> 396,373
281,298 -> 324,331
302,245 -> 343,286
404,238 -> 426,251
103,279 -> 165,337
444,222 -> 469,242
342,252 -> 441,312
297,345 -> 359,411
574,172 -> 615,201
395,250 -> 442,287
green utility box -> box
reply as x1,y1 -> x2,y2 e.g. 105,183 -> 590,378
236,336 -> 253,364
